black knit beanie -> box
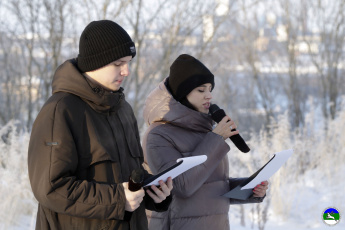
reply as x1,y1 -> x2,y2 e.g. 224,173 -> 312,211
77,20 -> 136,72
168,54 -> 214,101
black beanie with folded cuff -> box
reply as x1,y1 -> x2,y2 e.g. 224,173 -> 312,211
77,20 -> 136,73
168,54 -> 215,102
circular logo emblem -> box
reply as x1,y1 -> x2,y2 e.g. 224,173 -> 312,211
322,207 -> 341,226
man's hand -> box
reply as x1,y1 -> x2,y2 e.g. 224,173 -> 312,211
122,182 -> 145,212
146,177 -> 173,203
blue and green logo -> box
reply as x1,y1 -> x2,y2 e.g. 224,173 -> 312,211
322,207 -> 341,226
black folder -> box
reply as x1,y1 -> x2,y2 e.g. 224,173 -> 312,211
143,155 -> 207,187
223,165 -> 269,200
223,149 -> 293,200
143,160 -> 183,186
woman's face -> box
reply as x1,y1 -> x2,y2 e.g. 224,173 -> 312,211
186,83 -> 213,114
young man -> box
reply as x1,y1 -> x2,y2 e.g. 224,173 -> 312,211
28,20 -> 172,230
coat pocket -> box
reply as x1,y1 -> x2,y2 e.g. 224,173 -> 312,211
77,149 -> 122,184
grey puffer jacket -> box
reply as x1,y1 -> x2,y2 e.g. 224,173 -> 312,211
142,79 -> 263,230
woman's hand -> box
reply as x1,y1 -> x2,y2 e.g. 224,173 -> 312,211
146,177 -> 173,203
212,116 -> 239,140
253,181 -> 269,197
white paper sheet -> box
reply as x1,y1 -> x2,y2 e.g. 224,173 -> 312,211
241,149 -> 293,190
144,155 -> 207,187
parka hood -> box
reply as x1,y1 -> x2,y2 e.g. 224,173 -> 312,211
143,79 -> 213,133
52,59 -> 124,113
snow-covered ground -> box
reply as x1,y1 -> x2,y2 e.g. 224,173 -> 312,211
1,152 -> 344,230
2,169 -> 344,230
229,166 -> 345,230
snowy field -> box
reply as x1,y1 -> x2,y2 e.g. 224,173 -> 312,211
2,166 -> 344,230
229,166 -> 345,230
1,105 -> 344,230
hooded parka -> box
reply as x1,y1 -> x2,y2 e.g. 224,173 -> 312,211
28,60 -> 170,230
142,79 -> 263,230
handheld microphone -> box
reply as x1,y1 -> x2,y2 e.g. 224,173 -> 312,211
128,168 -> 144,191
209,104 -> 250,153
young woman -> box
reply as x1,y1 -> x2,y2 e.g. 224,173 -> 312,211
142,54 -> 268,230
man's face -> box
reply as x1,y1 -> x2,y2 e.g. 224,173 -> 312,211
86,55 -> 132,91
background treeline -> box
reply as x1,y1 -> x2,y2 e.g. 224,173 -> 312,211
0,0 -> 344,133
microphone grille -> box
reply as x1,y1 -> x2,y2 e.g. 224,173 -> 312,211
209,104 -> 226,123
209,104 -> 220,114
130,168 -> 144,183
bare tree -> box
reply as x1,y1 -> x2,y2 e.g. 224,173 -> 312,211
229,0 -> 277,130
4,0 -> 74,129
0,31 -> 23,125
122,0 -> 169,120
278,0 -> 306,128
302,0 -> 345,122
79,0 -> 131,21
5,0 -> 43,129
34,0 -> 69,108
